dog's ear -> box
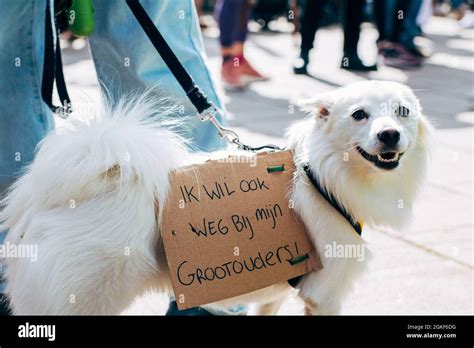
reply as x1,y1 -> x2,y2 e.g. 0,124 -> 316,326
299,91 -> 334,121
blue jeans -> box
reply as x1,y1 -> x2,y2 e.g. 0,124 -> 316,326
0,0 -> 225,295
399,0 -> 423,50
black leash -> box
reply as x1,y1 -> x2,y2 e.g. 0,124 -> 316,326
288,164 -> 363,289
302,163 -> 363,236
125,0 -> 211,114
125,0 -> 280,152
41,0 -> 72,117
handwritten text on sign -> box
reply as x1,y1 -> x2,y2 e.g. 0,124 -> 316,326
161,150 -> 321,310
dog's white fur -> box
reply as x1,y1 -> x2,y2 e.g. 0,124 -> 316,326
1,81 -> 433,315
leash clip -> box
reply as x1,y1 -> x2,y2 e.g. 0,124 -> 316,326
198,103 -> 282,152
198,103 -> 243,148
53,103 -> 73,119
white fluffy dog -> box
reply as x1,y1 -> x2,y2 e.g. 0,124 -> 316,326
0,80 -> 433,315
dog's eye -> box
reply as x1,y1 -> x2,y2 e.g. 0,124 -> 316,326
397,106 -> 410,117
351,109 -> 368,121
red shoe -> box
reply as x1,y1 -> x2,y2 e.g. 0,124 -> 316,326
237,56 -> 269,83
221,59 -> 246,90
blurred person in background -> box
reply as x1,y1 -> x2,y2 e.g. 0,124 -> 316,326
450,0 -> 474,28
433,0 -> 473,20
252,0 -> 289,30
294,0 -> 377,75
374,0 -> 426,68
215,0 -> 268,89
449,0 -> 471,19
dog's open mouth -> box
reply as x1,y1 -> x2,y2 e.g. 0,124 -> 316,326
357,146 -> 404,170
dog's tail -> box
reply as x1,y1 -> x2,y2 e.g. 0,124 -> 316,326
0,93 -> 190,313
1,91 -> 189,229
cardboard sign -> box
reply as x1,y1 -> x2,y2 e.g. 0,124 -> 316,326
161,150 -> 321,310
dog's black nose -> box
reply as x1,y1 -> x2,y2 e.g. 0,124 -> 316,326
377,128 -> 400,146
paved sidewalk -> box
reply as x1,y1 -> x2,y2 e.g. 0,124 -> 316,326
62,16 -> 473,314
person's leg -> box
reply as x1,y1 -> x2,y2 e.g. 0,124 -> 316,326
299,0 -> 324,54
380,0 -> 398,43
391,0 -> 410,43
450,0 -> 470,20
451,0 -> 466,9
0,0 -> 54,315
0,0 -> 54,189
342,0 -> 364,56
373,0 -> 398,57
293,0 -> 327,74
341,0 -> 377,71
231,0 -> 250,52
373,0 -> 387,42
399,0 -> 423,52
216,0 -> 265,87
215,0 -> 247,88
379,0 -> 422,68
230,0 -> 268,83
215,0 -> 241,58
88,0 -> 225,152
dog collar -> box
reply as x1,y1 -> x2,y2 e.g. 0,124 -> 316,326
302,163 -> 363,236
287,164 -> 364,290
